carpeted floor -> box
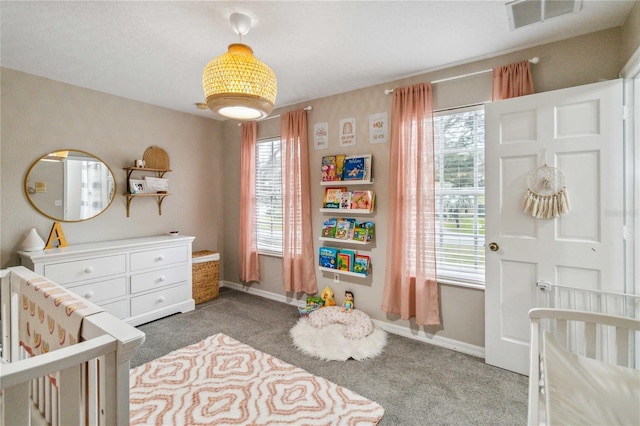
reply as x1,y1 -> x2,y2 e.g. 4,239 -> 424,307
132,287 -> 528,425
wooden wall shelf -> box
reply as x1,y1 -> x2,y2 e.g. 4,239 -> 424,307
124,193 -> 171,217
123,154 -> 172,217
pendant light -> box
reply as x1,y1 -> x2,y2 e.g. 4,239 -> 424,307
202,12 -> 277,120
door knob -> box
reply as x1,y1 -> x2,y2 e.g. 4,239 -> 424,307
488,242 -> 499,252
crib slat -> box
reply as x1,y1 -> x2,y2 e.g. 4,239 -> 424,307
58,364 -> 82,425
2,382 -> 30,426
584,322 -> 596,358
102,351 -> 117,426
37,376 -> 45,416
87,358 -> 100,426
45,376 -> 52,425
615,326 -> 629,366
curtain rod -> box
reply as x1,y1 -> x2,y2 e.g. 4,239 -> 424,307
384,57 -> 539,95
238,105 -> 312,126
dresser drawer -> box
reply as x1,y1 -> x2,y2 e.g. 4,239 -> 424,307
43,254 -> 126,285
130,245 -> 188,271
67,277 -> 127,303
130,264 -> 190,294
130,283 -> 191,317
101,299 -> 129,320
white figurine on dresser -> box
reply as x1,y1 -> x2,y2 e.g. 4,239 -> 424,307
19,235 -> 195,326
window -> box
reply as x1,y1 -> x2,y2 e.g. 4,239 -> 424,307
434,106 -> 485,285
255,137 -> 283,255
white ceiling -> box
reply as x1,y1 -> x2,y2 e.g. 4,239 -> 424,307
1,1 -> 636,120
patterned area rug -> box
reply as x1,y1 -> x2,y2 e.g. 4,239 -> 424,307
130,334 -> 384,425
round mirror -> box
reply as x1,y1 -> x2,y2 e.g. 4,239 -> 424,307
24,149 -> 116,222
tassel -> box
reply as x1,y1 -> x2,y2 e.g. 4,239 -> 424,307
523,187 -> 571,219
523,190 -> 533,213
539,195 -> 549,219
560,189 -> 570,214
545,196 -> 552,219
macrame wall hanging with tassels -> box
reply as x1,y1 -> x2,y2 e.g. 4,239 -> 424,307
523,164 -> 570,219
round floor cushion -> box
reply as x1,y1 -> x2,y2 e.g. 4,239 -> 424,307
290,307 -> 387,361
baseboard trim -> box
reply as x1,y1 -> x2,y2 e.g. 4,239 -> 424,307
221,280 -> 485,359
371,319 -> 485,359
221,280 -> 302,307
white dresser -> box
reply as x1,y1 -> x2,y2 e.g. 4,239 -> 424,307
19,235 -> 196,326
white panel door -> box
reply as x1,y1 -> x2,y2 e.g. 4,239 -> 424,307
485,79 -> 624,375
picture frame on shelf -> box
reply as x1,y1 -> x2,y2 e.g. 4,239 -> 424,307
129,179 -> 148,194
145,176 -> 169,192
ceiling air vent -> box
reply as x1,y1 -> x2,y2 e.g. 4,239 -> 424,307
506,0 -> 582,30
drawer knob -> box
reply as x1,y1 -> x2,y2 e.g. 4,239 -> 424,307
157,296 -> 166,303
84,291 -> 94,299
156,255 -> 165,262
85,266 -> 94,274
158,275 -> 166,282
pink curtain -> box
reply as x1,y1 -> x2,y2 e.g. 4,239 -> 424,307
492,60 -> 535,100
381,82 -> 440,326
239,121 -> 260,282
281,108 -> 318,294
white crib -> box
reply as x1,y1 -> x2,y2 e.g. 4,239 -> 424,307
528,285 -> 640,425
1,266 -> 145,426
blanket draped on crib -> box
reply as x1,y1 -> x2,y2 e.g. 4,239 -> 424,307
18,274 -> 103,357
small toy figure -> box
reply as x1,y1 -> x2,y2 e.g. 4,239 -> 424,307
321,286 -> 336,307
298,296 -> 323,316
341,290 -> 354,312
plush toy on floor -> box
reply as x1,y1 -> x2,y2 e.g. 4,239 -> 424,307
297,296 -> 323,316
341,290 -> 354,312
321,286 -> 336,307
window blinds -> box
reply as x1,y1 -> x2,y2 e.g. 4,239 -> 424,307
255,138 -> 283,255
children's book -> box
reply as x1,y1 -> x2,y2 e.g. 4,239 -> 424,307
337,253 -> 351,271
321,218 -> 337,238
362,221 -> 375,242
343,156 -> 367,181
339,249 -> 356,270
362,154 -> 372,181
353,254 -> 370,275
319,246 -> 338,269
335,155 -> 346,180
352,223 -> 369,242
334,218 -> 353,240
351,190 -> 375,211
321,156 -> 338,181
340,191 -> 352,210
323,187 -> 346,208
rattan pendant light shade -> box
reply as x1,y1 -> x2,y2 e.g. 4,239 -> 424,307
202,13 -> 277,120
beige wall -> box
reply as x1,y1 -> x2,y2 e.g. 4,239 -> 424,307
622,0 -> 640,66
1,68 -> 224,268
222,28 -> 625,349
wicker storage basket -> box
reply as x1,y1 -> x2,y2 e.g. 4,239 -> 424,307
192,250 -> 220,304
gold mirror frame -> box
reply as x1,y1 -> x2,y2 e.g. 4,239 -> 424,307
24,149 -> 117,222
